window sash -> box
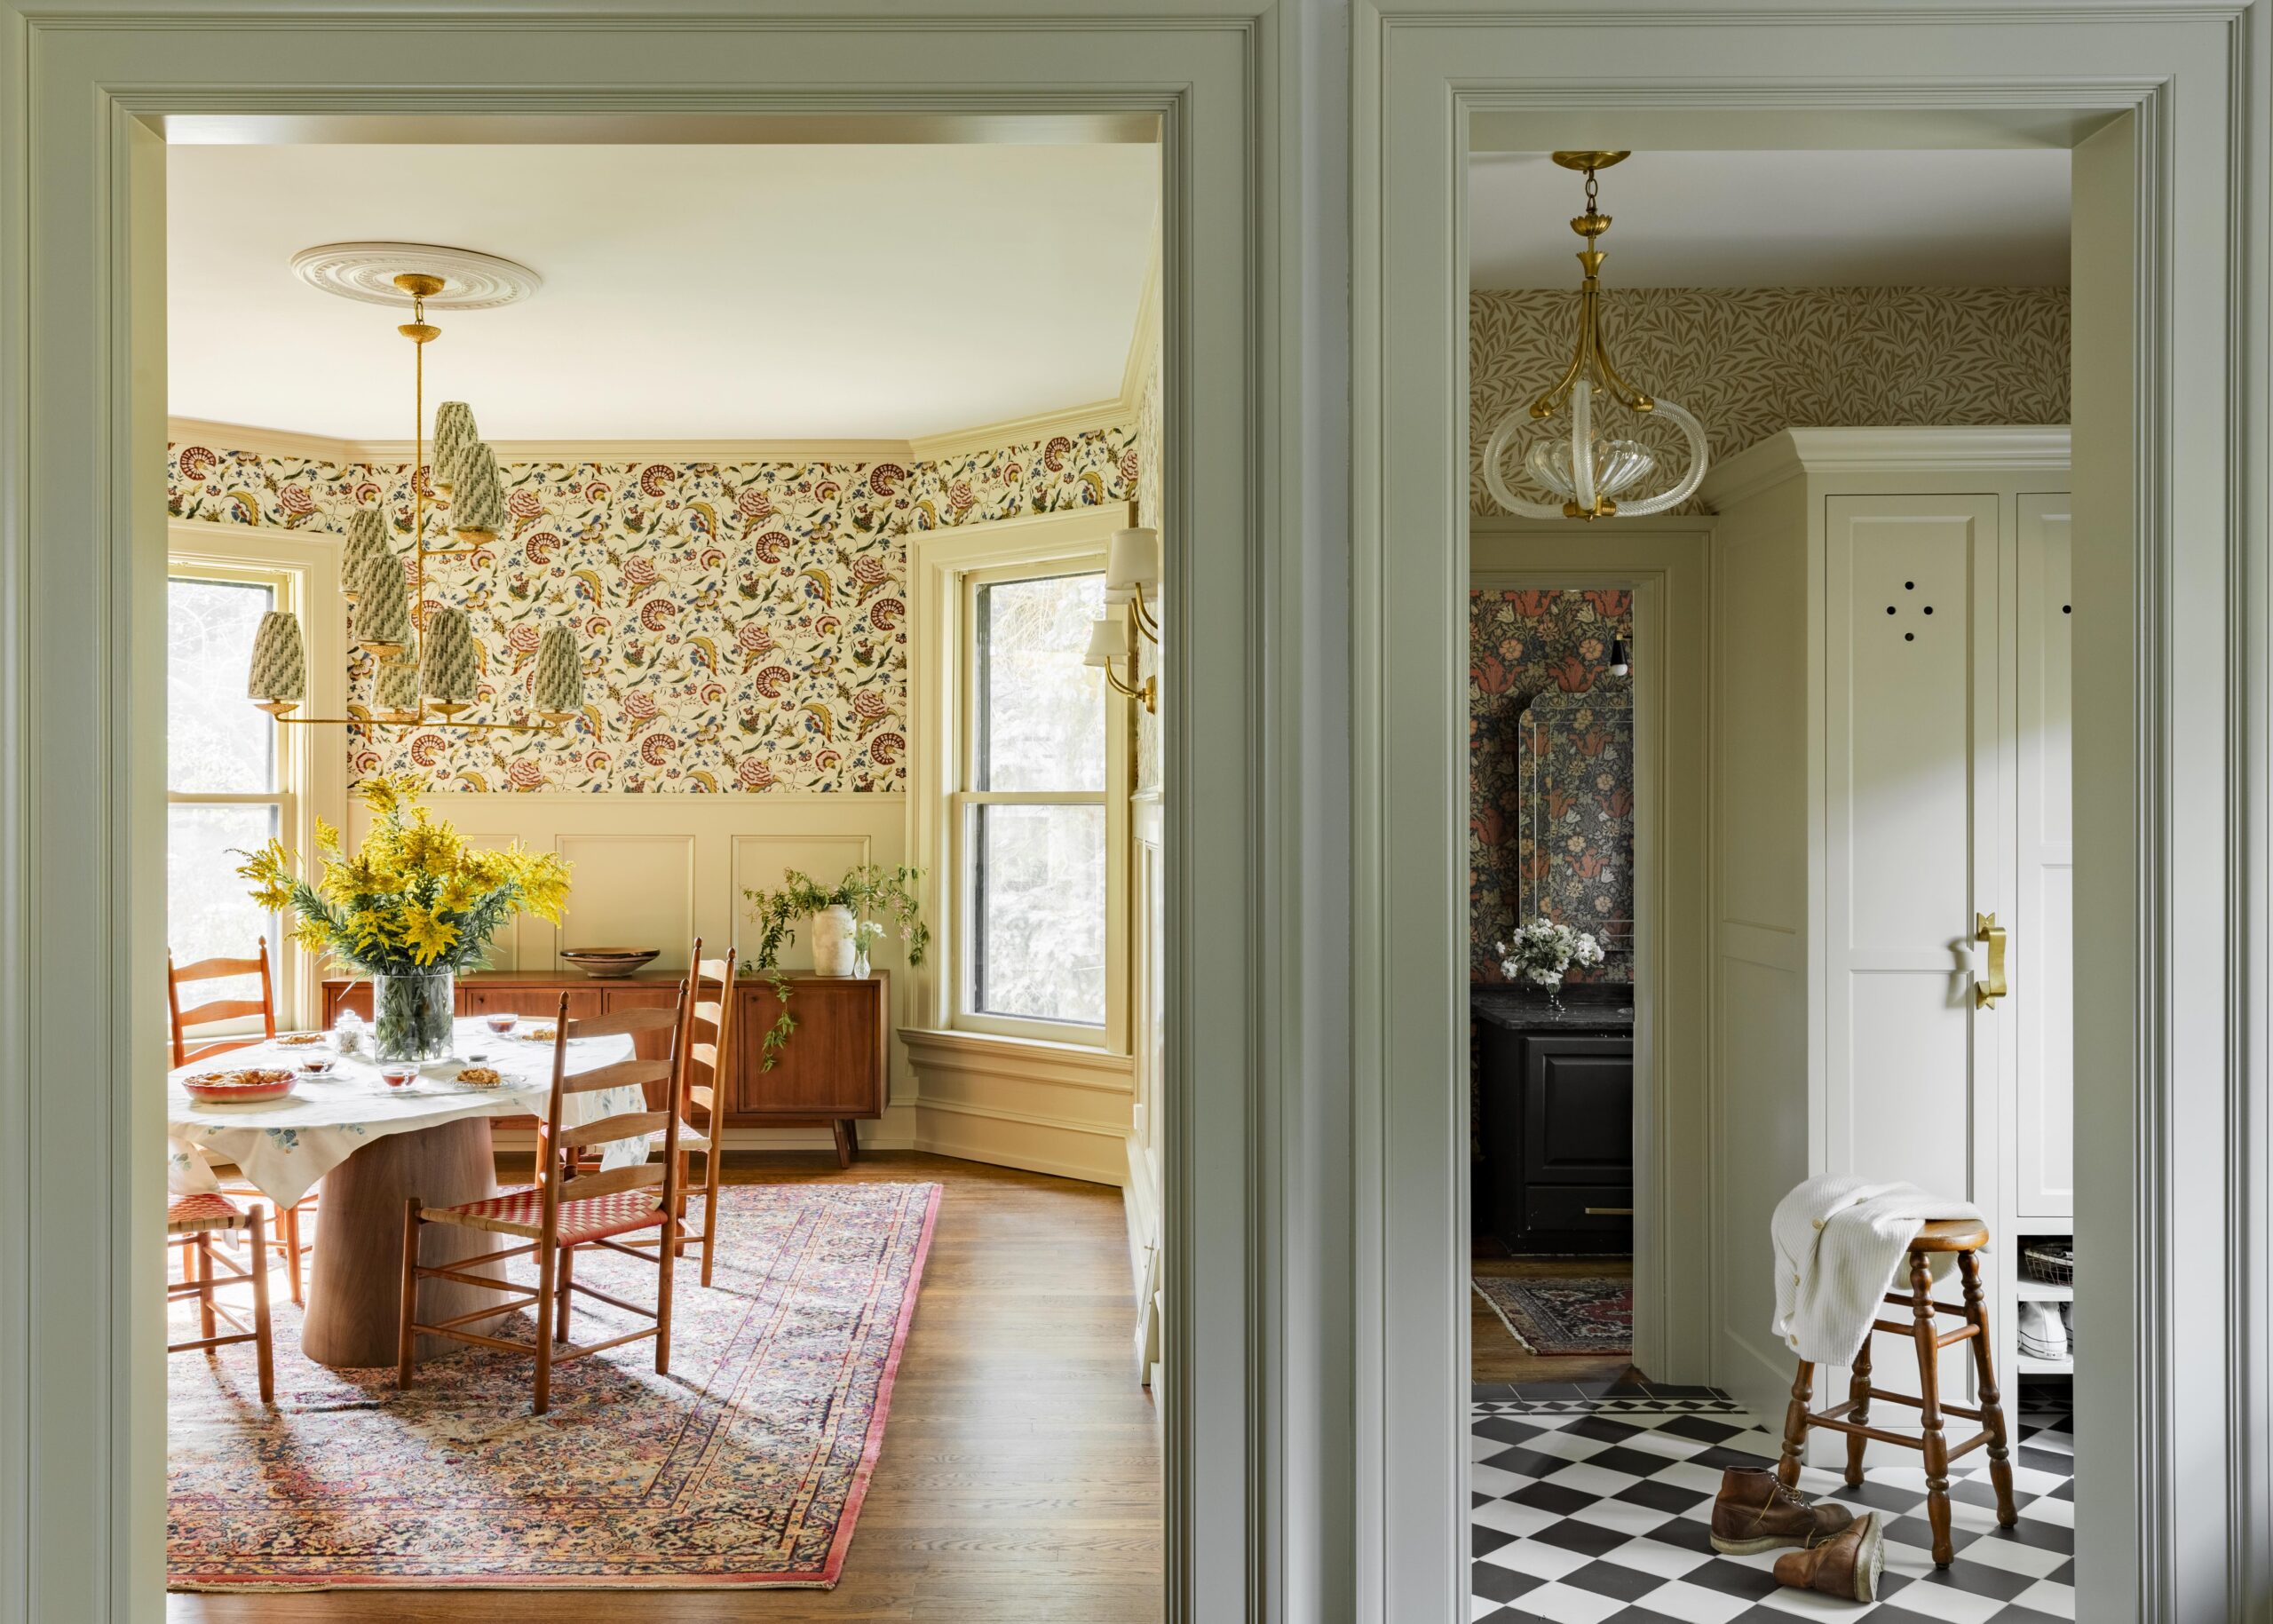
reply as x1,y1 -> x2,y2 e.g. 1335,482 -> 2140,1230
951,555 -> 1128,1047
167,559 -> 304,1030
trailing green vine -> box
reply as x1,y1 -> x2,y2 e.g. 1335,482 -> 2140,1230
741,864 -> 929,1070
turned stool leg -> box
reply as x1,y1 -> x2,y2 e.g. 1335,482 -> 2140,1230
1844,1332 -> 1873,1486
1909,1248 -> 1955,1566
1958,1247 -> 2019,1527
1778,1359 -> 1815,1489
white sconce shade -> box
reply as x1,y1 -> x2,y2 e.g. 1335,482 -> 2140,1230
375,652 -> 422,720
247,611 -> 306,714
431,400 -> 479,495
1083,615 -> 1126,668
354,550 -> 412,653
448,443 -> 506,543
534,622 -> 582,718
1105,527 -> 1161,592
340,506 -> 389,604
422,606 -> 481,712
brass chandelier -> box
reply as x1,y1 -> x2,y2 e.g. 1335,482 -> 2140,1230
1481,152 -> 1709,521
246,247 -> 582,734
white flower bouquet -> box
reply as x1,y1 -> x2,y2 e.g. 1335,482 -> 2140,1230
1497,915 -> 1606,998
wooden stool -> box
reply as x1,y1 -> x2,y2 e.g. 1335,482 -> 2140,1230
1776,1218 -> 2016,1566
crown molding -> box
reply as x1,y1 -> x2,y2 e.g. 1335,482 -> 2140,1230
1699,424 -> 2073,509
169,399 -> 1141,471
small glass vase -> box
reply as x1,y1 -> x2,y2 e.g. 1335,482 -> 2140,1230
371,968 -> 455,1062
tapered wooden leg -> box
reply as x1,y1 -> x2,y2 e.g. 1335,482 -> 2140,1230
395,1200 -> 421,1390
194,1234 -> 218,1343
556,1243 -> 575,1342
1844,1333 -> 1873,1486
533,1238 -> 558,1415
701,1141 -> 722,1289
1777,1359 -> 1815,1488
655,1214 -> 677,1374
1958,1248 -> 2019,1527
281,1200 -> 304,1307
831,1119 -> 854,1168
248,1208 -> 274,1405
1910,1249 -> 1954,1565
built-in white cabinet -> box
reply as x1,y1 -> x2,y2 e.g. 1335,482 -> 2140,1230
1701,429 -> 2073,1451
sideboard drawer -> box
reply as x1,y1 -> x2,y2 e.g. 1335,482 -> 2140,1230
1525,1183 -> 1635,1240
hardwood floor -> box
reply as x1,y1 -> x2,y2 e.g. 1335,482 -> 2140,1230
169,1153 -> 1163,1623
1470,1252 -> 1638,1385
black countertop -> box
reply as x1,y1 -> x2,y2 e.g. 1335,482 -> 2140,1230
1469,985 -> 1635,1034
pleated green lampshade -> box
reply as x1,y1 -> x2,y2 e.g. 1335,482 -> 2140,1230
534,622 -> 582,718
422,606 -> 480,711
431,400 -> 479,496
375,650 -> 421,719
340,506 -> 389,604
247,610 -> 306,714
355,549 -> 411,653
449,443 -> 506,543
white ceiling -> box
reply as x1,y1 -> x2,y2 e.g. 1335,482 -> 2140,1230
1469,149 -> 2070,290
168,143 -> 1159,441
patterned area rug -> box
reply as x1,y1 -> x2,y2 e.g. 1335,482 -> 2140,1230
1473,1273 -> 1632,1355
168,1181 -> 940,1590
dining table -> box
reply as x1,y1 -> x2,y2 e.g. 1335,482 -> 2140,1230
166,1017 -> 649,1369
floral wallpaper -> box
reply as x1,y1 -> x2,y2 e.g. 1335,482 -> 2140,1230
1469,285 -> 2071,516
1471,588 -> 1634,985
169,429 -> 1138,792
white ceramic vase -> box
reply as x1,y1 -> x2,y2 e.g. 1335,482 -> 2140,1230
809,905 -> 859,977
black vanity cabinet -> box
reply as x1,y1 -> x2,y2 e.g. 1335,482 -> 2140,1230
1474,990 -> 1634,1253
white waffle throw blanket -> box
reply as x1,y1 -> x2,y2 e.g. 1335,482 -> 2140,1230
1770,1175 -> 1984,1367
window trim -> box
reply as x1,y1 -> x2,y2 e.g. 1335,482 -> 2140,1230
907,504 -> 1137,1055
168,520 -> 349,1030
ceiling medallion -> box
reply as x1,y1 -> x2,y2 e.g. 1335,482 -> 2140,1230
289,242 -> 543,311
1481,152 -> 1709,521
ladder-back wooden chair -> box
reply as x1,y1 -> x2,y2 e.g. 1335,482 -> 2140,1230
675,948 -> 736,1287
167,1192 -> 274,1405
168,938 -> 313,1304
397,981 -> 693,1414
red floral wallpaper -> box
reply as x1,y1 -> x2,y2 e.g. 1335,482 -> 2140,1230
1469,587 -> 1635,984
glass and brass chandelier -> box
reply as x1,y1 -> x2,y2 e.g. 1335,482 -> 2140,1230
1481,152 -> 1709,521
247,244 -> 582,733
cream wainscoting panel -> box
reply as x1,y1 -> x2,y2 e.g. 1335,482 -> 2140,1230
902,1027 -> 1135,1185
347,791 -> 916,1150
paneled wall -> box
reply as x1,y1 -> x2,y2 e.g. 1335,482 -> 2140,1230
344,789 -> 920,1151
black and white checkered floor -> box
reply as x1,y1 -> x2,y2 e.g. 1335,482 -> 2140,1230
1471,1382 -> 2075,1622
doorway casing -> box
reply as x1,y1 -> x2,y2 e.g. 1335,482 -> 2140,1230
1357,5 -> 2269,1620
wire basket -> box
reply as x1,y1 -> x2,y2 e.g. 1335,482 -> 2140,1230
2021,1239 -> 2073,1287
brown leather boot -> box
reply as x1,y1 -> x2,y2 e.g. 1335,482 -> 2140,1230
1772,1512 -> 1884,1603
1708,1466 -> 1857,1555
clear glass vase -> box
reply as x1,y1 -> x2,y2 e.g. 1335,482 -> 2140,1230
371,968 -> 455,1062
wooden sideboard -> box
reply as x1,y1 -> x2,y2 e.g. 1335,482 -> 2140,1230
321,969 -> 888,1166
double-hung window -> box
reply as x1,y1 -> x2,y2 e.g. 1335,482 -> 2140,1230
166,556 -> 305,1026
954,562 -> 1124,1044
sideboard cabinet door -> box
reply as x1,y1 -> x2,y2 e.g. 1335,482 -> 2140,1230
727,976 -> 886,1125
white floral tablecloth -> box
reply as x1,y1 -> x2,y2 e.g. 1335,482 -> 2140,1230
166,1018 -> 648,1208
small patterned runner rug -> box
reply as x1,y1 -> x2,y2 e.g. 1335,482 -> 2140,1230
1473,1273 -> 1632,1356
168,1181 -> 940,1590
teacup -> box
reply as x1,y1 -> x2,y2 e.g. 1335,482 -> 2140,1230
377,1063 -> 419,1089
483,1013 -> 519,1036
296,1057 -> 336,1077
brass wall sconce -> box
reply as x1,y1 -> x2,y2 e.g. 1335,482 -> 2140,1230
1085,526 -> 1162,713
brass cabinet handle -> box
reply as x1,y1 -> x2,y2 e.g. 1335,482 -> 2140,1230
1583,1206 -> 1633,1216
1974,911 -> 2008,1009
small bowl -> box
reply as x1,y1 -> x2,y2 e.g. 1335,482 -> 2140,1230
559,947 -> 661,979
483,1012 -> 519,1036
455,1066 -> 505,1089
182,1068 -> 297,1106
377,1063 -> 419,1089
295,1056 -> 337,1078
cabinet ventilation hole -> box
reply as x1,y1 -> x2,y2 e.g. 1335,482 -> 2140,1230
1905,633 -> 1915,642
1886,606 -> 1897,615
1905,581 -> 1915,590
2063,605 -> 2072,614
1923,606 -> 1934,615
